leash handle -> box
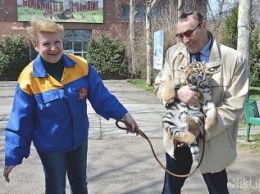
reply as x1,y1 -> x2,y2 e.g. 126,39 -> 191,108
115,120 -> 206,178
115,120 -> 130,130
115,119 -> 136,133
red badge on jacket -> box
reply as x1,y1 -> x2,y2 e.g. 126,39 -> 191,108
79,87 -> 87,100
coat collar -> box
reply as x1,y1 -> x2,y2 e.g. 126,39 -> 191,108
32,54 -> 76,78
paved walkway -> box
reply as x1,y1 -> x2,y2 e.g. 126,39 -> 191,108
0,80 -> 259,194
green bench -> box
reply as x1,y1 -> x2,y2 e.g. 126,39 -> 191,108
244,98 -> 260,142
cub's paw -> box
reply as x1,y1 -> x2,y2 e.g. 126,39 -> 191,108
190,147 -> 200,161
180,132 -> 195,145
185,116 -> 199,132
164,80 -> 176,103
205,116 -> 217,131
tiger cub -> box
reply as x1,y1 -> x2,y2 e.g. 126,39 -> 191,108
162,62 -> 219,160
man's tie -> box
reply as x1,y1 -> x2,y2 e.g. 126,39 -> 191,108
195,52 -> 201,62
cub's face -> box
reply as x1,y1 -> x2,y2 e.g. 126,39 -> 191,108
185,62 -> 211,89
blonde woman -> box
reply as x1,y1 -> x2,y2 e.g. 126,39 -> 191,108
3,17 -> 138,194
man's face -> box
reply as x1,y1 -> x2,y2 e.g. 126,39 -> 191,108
176,15 -> 208,53
34,32 -> 63,64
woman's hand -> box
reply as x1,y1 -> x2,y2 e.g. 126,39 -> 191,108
3,165 -> 16,182
121,112 -> 139,134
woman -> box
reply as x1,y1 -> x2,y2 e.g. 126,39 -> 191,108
3,16 -> 139,194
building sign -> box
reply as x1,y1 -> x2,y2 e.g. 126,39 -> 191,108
17,0 -> 103,23
153,30 -> 164,70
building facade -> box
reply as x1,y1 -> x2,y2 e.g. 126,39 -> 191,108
0,0 -> 131,59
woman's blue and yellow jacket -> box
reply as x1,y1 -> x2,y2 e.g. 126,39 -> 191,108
5,54 -> 127,166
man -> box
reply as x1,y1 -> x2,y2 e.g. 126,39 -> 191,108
154,10 -> 249,194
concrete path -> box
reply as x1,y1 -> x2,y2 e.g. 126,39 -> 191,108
0,80 -> 259,194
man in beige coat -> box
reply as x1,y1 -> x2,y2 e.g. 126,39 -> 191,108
154,10 -> 249,194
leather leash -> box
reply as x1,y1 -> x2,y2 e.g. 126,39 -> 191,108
115,119 -> 206,178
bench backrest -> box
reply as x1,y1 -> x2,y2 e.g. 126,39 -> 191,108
244,98 -> 259,122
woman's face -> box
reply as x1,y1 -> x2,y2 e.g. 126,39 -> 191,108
34,32 -> 63,63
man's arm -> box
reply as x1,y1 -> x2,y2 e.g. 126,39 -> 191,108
204,56 -> 249,141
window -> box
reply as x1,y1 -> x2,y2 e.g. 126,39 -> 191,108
63,30 -> 92,58
122,5 -> 160,22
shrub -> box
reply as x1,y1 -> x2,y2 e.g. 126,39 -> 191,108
222,5 -> 260,86
85,35 -> 126,75
223,6 -> 238,49
0,34 -> 30,79
250,28 -> 260,86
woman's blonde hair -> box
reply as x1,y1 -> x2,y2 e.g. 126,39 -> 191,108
27,16 -> 65,45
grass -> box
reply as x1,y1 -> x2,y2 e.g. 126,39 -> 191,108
249,86 -> 260,99
238,134 -> 260,155
128,79 -> 260,154
239,123 -> 247,128
127,79 -> 154,92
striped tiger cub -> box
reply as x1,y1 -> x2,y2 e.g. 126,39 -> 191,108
162,62 -> 219,161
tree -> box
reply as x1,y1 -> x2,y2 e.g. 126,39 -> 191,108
145,0 -> 207,85
250,27 -> 260,86
145,0 -> 160,85
0,35 -> 30,79
179,0 -> 207,17
207,0 -> 238,31
86,35 -> 126,76
115,0 -> 211,85
237,0 -> 252,68
223,6 -> 239,49
129,0 -> 137,77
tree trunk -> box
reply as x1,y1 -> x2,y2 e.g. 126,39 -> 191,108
129,0 -> 136,76
145,0 -> 160,86
237,0 -> 251,69
178,0 -> 207,16
146,1 -> 152,85
178,0 -> 183,17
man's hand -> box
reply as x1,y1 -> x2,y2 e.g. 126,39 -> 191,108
176,86 -> 200,106
3,165 -> 16,182
122,112 -> 139,134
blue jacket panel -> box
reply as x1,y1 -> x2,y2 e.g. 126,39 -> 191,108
5,54 -> 127,165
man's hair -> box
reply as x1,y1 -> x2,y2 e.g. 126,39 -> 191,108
178,10 -> 204,23
26,16 -> 65,45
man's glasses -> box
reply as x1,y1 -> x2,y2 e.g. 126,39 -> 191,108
175,22 -> 202,39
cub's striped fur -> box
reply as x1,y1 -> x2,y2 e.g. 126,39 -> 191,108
162,62 -> 218,161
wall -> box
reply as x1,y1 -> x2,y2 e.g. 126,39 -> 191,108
0,0 -> 128,41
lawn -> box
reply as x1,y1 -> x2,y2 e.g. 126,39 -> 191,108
248,86 -> 260,99
238,134 -> 260,155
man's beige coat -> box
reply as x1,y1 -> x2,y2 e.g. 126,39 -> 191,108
154,37 -> 249,173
